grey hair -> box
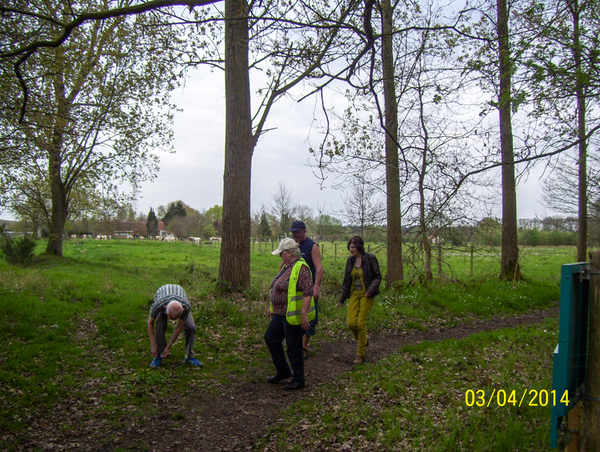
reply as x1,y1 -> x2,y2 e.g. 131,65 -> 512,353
166,300 -> 183,319
288,247 -> 301,257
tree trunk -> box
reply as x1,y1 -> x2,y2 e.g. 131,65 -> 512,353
420,177 -> 432,282
583,251 -> 600,451
45,66 -> 69,257
571,1 -> 588,263
381,0 -> 403,287
46,153 -> 68,256
423,230 -> 432,282
497,0 -> 522,280
417,91 -> 432,283
218,0 -> 254,290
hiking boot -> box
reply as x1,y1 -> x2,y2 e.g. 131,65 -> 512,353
150,357 -> 162,368
284,380 -> 305,390
267,373 -> 292,384
185,357 -> 203,367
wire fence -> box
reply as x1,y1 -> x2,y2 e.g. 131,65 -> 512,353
250,240 -> 576,281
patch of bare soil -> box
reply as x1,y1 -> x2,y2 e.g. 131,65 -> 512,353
17,307 -> 558,452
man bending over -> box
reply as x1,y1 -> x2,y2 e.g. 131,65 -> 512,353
148,284 -> 202,368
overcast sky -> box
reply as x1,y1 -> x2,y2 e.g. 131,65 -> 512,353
136,66 -> 347,219
0,66 -> 553,224
134,65 -> 554,223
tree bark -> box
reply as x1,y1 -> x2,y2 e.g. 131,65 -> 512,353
571,1 -> 588,263
45,62 -> 69,257
381,0 -> 403,287
583,251 -> 600,451
47,149 -> 68,256
497,0 -> 522,280
218,0 -> 254,290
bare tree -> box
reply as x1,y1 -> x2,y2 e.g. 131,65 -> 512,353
340,175 -> 385,239
294,205 -> 314,224
270,181 -> 296,236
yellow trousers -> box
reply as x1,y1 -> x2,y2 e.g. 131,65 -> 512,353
347,289 -> 375,357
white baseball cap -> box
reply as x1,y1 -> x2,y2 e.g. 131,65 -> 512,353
272,237 -> 299,255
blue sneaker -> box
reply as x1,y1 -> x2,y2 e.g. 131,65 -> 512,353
185,357 -> 203,367
150,357 -> 162,368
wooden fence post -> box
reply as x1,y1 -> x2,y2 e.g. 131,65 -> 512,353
567,401 -> 582,452
437,243 -> 443,278
582,251 -> 600,451
470,245 -> 474,277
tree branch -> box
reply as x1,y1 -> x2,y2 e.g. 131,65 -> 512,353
3,0 -> 222,122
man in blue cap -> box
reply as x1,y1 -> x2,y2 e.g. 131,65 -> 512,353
288,220 -> 323,358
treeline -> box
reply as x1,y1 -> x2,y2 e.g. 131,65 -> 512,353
3,203 -> 594,249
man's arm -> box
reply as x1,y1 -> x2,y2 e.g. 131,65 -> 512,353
147,316 -> 158,358
161,318 -> 185,358
311,243 -> 324,298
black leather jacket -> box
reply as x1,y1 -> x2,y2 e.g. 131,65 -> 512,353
339,252 -> 382,303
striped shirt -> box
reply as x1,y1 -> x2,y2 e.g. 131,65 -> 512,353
149,284 -> 191,320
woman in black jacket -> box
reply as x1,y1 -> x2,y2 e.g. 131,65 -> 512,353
338,236 -> 382,364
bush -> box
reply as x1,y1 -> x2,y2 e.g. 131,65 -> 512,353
0,235 -> 37,264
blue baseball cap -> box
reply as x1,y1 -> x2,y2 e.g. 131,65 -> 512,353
288,220 -> 306,232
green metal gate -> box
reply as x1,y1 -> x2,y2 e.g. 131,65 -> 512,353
550,262 -> 590,448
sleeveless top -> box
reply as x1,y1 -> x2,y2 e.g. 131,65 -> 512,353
298,237 -> 318,283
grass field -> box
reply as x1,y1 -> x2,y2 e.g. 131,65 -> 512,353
0,240 -> 573,450
259,320 -> 559,451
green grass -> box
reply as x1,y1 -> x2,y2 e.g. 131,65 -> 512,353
0,239 -> 573,450
259,320 -> 558,452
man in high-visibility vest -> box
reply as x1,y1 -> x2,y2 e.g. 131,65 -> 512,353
264,237 -> 315,390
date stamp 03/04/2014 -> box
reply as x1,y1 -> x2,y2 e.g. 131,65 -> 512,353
464,389 -> 569,408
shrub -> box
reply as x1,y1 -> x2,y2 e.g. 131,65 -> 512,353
0,235 -> 37,264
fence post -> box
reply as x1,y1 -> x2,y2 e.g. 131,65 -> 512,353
567,401 -> 582,452
437,243 -> 443,278
334,243 -> 337,260
470,245 -> 474,277
582,251 -> 600,451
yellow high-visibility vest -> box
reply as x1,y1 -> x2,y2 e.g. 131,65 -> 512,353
271,258 -> 315,325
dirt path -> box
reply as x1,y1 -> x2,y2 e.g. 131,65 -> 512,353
14,307 -> 558,451
93,307 -> 558,452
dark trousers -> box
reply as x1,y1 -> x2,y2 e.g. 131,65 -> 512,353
155,311 -> 196,359
264,314 -> 305,382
